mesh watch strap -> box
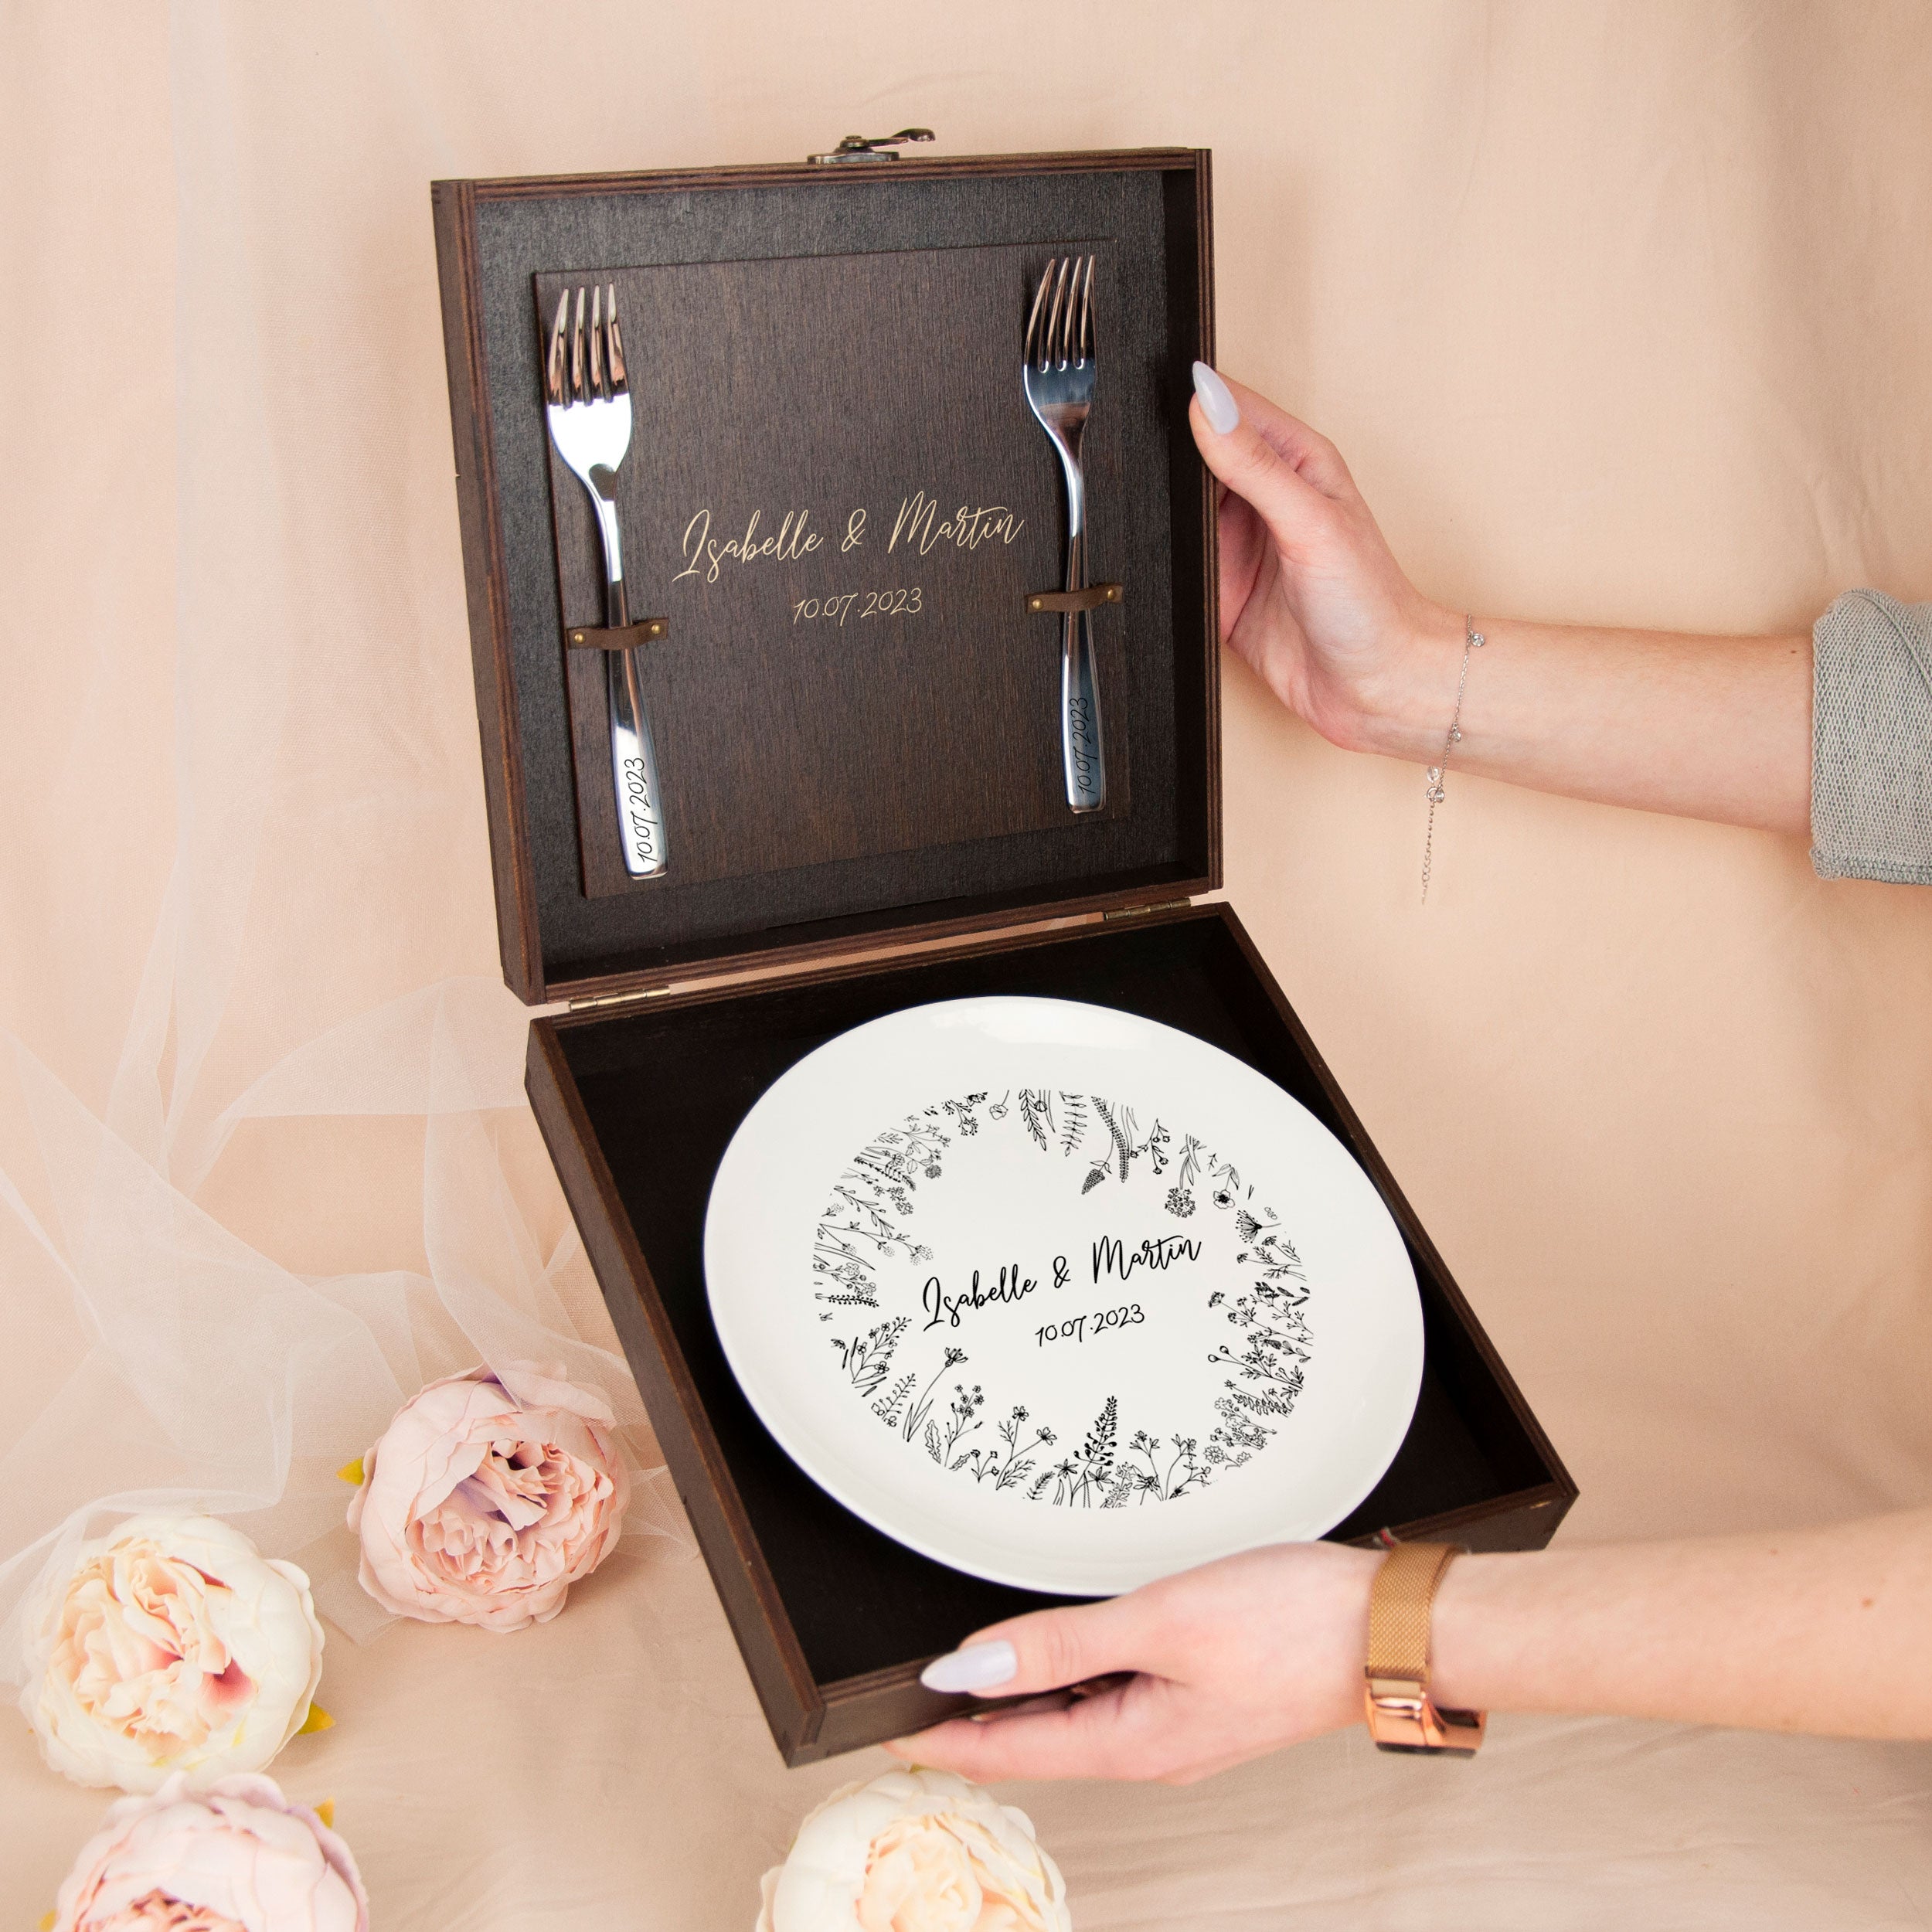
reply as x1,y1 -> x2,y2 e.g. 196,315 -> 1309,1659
1363,1539 -> 1486,1756
1366,1540 -> 1462,1680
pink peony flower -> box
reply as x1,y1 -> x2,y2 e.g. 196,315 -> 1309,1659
22,1518 -> 325,1794
757,1769 -> 1071,1932
345,1362 -> 628,1631
52,1772 -> 368,1932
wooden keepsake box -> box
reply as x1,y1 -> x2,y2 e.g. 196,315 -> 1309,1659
430,145 -> 1575,1766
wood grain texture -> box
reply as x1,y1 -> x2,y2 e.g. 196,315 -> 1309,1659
468,148 -> 1204,200
529,904 -> 1574,1764
431,179 -> 545,999
431,151 -> 1216,998
1167,153 -> 1222,883
525,1021 -> 823,1758
539,242 -> 1133,900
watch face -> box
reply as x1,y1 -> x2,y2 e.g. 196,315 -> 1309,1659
704,996 -> 1423,1595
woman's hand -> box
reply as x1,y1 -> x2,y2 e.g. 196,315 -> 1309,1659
1189,363 -> 1455,755
889,1512 -> 1932,1786
883,1541 -> 1379,1785
1186,364 -> 1812,828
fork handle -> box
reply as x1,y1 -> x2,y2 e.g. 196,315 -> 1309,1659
1062,611 -> 1104,811
1060,530 -> 1105,812
588,467 -> 668,877
607,647 -> 668,878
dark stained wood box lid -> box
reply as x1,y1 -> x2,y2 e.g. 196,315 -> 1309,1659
432,149 -> 1219,1007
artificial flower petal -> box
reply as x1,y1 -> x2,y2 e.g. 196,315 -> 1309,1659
347,1363 -> 628,1631
757,1769 -> 1070,1932
51,1772 -> 367,1932
21,1519 -> 325,1795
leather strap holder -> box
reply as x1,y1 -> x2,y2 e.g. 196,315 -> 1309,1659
1023,583 -> 1123,616
566,618 -> 669,650
1362,1539 -> 1487,1757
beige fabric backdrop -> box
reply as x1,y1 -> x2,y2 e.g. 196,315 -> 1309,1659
5,2 -> 1931,1923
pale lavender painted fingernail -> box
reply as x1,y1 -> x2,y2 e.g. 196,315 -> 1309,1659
1192,360 -> 1240,434
921,1640 -> 1018,1694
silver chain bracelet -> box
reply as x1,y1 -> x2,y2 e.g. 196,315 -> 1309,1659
1420,615 -> 1485,903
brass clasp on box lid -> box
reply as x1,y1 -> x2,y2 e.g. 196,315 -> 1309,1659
808,128 -> 935,164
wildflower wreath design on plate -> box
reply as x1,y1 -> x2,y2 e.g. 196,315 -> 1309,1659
814,1088 -> 1315,1506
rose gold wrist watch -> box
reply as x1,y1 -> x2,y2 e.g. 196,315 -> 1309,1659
1362,1539 -> 1487,1755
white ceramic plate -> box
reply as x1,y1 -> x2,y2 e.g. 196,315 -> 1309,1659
703,996 -> 1422,1595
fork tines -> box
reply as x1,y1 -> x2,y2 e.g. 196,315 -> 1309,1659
1025,255 -> 1096,370
545,282 -> 628,406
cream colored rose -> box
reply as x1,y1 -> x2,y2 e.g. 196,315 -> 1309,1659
21,1517 -> 325,1794
53,1770 -> 368,1931
757,1768 -> 1072,1932
346,1362 -> 628,1632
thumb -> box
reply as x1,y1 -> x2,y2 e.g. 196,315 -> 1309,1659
1189,366 -> 1355,535
920,1595 -> 1151,1699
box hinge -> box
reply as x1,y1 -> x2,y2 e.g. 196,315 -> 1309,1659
1100,898 -> 1192,923
566,986 -> 674,1012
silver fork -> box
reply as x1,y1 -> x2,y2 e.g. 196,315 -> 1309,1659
543,284 -> 668,878
1023,255 -> 1104,814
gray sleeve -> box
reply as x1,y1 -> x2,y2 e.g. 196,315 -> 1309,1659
1810,588 -> 1932,884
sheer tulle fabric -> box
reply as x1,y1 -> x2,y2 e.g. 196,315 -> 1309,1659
0,973 -> 685,1674
0,0 -> 685,1663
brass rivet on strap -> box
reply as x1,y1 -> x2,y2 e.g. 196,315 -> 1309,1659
565,618 -> 671,650
1023,582 -> 1125,616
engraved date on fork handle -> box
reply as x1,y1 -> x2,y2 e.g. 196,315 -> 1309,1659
1063,603 -> 1104,811
1026,582 -> 1120,814
608,656 -> 666,877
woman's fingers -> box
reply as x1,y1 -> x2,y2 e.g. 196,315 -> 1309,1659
889,1693 -> 1127,1781
1189,370 -> 1353,500
969,1689 -> 1083,1721
1215,488 -> 1270,625
918,1594 -> 1153,1702
889,1675 -> 1192,1783
885,1592 -> 1175,1770
886,1599 -> 1199,1781
1189,407 -> 1338,574
1200,370 -> 1355,495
